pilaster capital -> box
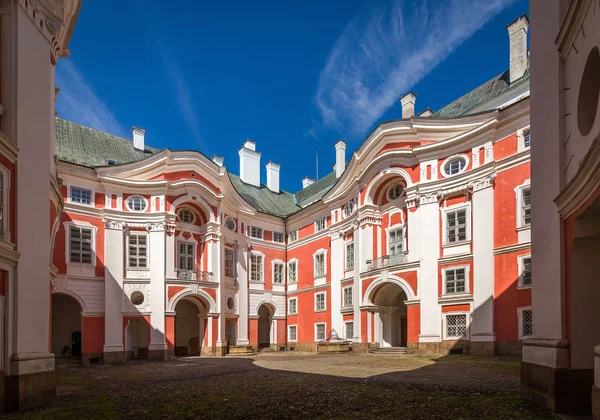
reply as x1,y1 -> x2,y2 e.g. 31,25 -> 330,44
471,173 -> 497,192
146,222 -> 167,232
103,219 -> 126,231
329,230 -> 343,240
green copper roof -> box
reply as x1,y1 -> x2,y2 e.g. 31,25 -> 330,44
294,172 -> 338,208
55,118 -> 158,167
228,173 -> 301,217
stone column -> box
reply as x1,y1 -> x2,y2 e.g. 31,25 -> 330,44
148,223 -> 168,361
330,230 -> 343,335
470,177 -> 496,355
103,221 -> 126,364
236,244 -> 250,345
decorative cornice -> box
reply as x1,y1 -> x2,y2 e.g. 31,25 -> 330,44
555,0 -> 590,60
146,222 -> 167,232
437,253 -> 473,264
286,283 -> 331,296
493,241 -> 531,256
0,130 -> 19,163
103,219 -> 127,231
470,174 -> 496,192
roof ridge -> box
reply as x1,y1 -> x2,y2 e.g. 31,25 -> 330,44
55,117 -> 131,142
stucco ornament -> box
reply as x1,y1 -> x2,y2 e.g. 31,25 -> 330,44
30,0 -> 65,33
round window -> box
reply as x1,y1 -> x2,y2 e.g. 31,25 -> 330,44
444,157 -> 467,176
578,46 -> 600,136
343,200 -> 355,217
131,291 -> 144,306
178,208 -> 195,224
227,297 -> 235,310
388,184 -> 404,200
127,196 -> 147,212
224,216 -> 236,231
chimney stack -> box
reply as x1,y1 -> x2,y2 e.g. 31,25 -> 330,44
302,176 -> 316,189
400,92 -> 417,119
266,161 -> 280,193
132,127 -> 145,151
212,155 -> 224,166
418,108 -> 433,117
507,14 -> 529,83
238,140 -> 261,187
335,140 -> 346,178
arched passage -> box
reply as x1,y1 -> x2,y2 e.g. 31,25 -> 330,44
258,304 -> 273,350
125,319 -> 149,359
174,296 -> 208,356
373,283 -> 408,348
51,293 -> 82,358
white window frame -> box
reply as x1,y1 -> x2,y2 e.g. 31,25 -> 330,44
273,232 -> 284,243
342,285 -> 353,308
250,226 -> 263,239
345,241 -> 354,270
386,225 -> 406,256
518,307 -> 533,339
177,240 -> 196,270
314,291 -> 326,312
288,297 -> 298,315
442,312 -> 470,340
442,265 -> 470,295
314,217 -> 327,232
126,195 -> 148,212
288,229 -> 298,243
65,221 -> 97,266
249,251 -> 264,282
314,322 -> 327,341
517,126 -> 531,151
443,202 -> 471,246
313,249 -> 327,278
344,321 -> 354,340
287,259 -> 298,284
387,183 -> 404,201
343,200 -> 355,218
224,216 -> 236,231
272,260 -> 285,284
0,166 -> 10,240
126,231 -> 149,269
516,182 -> 531,229
177,208 -> 196,224
441,154 -> 469,178
224,246 -> 235,278
518,254 -> 532,288
69,185 -> 94,206
288,324 -> 298,342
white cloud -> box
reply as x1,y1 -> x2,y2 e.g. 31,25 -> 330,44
56,60 -> 125,136
315,0 -> 516,135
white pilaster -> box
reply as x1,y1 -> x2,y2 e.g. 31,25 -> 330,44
148,223 -> 167,352
353,222 -> 362,341
103,221 -> 125,354
330,231 -> 343,334
236,245 -> 250,345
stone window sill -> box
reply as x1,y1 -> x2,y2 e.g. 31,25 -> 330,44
442,240 -> 471,249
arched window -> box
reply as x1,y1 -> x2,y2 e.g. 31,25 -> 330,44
178,208 -> 195,224
388,184 -> 404,200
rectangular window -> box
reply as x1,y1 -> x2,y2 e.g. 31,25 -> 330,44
445,268 -> 466,294
250,254 -> 263,281
128,233 -> 147,268
522,188 -> 531,226
288,261 -> 297,284
524,130 -> 531,148
69,226 -> 93,264
314,253 -> 325,277
178,242 -> 195,270
315,323 -> 326,341
0,172 -> 5,237
250,226 -> 263,239
446,209 -> 467,243
343,286 -> 353,307
288,298 -> 297,315
345,321 -> 354,340
445,314 -> 467,339
274,262 -> 284,284
389,227 -> 404,255
522,309 -> 533,337
273,232 -> 284,243
288,325 -> 297,341
224,247 -> 234,277
71,186 -> 92,205
315,217 -> 326,232
345,242 -> 354,270
522,257 -> 532,286
315,292 -> 326,311
289,230 -> 298,243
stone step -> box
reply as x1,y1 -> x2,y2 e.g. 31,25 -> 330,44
368,347 -> 408,355
55,357 -> 82,367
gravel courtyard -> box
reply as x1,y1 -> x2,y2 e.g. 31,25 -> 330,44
7,353 -> 556,419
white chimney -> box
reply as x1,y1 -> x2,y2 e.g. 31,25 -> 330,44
335,140 -> 346,178
302,176 -> 316,189
132,126 -> 145,151
507,14 -> 529,83
418,108 -> 433,117
238,140 -> 261,187
266,161 -> 280,193
212,155 -> 224,166
400,92 -> 417,119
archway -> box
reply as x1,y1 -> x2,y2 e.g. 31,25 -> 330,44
174,297 -> 207,356
51,293 -> 82,358
373,283 -> 407,348
258,304 -> 273,349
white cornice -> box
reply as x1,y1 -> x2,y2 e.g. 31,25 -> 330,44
438,253 -> 473,264
286,283 -> 330,295
555,0 -> 590,60
493,242 -> 531,256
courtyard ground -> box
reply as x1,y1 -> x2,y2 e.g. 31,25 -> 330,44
5,352 -> 556,419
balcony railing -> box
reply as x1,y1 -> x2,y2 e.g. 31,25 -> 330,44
176,269 -> 214,282
366,253 -> 408,271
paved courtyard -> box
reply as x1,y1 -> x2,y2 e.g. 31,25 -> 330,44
7,353 -> 556,419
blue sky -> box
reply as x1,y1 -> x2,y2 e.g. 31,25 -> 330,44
57,0 -> 528,193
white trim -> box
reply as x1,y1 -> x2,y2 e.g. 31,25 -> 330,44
314,291 -> 327,312
249,250 -> 265,282
517,126 -> 531,152
177,207 -> 196,224
250,226 -> 263,239
343,199 -> 356,218
64,220 -> 98,268
271,259 -> 285,285
514,179 -> 531,230
314,217 -> 327,232
363,275 -> 416,304
314,322 -> 327,341
518,306 -> 533,339
287,297 -> 298,315
287,258 -> 298,285
345,240 -> 355,270
387,183 -> 405,201
344,320 -> 354,340
288,324 -> 298,342
0,165 -> 10,241
517,254 -> 532,288
442,311 -> 470,340
126,230 -> 149,269
342,285 -> 353,308
385,224 -> 406,255
224,246 -> 235,278
224,216 -> 236,232
440,153 -> 470,178
68,184 -> 95,207
176,239 -> 196,270
441,265 -> 470,295
313,248 -> 328,280
288,229 -> 298,243
442,201 -> 471,245
273,231 -> 284,243
126,195 -> 149,212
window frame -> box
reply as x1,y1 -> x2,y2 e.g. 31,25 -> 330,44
343,200 -> 355,218
177,240 -> 196,270
518,254 -> 532,288
518,307 -> 533,339
69,186 -> 94,206
272,260 -> 285,284
224,246 -> 235,278
386,225 -> 406,256
288,229 -> 298,243
441,154 -> 469,177
250,226 -> 263,239
442,266 -> 470,295
273,231 -> 284,243
345,241 -> 354,270
0,166 -> 10,240
313,250 -> 327,278
442,312 -> 470,340
387,183 -> 404,201
314,322 -> 327,342
66,222 -> 97,266
288,297 -> 298,315
126,195 -> 148,212
345,321 -> 354,340
314,291 -> 326,312
314,217 -> 327,232
443,203 -> 471,246
249,251 -> 264,282
288,259 -> 298,284
224,216 -> 236,231
521,187 -> 531,227
515,180 -> 532,230
177,208 -> 196,224
343,285 -> 353,308
288,325 -> 298,342
126,231 -> 149,269
517,126 -> 531,151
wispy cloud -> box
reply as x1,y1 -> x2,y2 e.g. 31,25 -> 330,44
56,60 -> 125,136
157,44 -> 205,150
315,0 -> 516,135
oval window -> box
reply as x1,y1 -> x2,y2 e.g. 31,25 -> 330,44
131,291 -> 144,306
388,184 -> 404,200
227,297 -> 235,310
578,46 -> 600,136
127,196 -> 147,212
444,157 -> 467,176
344,200 -> 355,217
224,216 -> 236,231
178,208 -> 195,224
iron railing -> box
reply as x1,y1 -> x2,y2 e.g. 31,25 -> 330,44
366,253 -> 408,271
176,269 -> 214,282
